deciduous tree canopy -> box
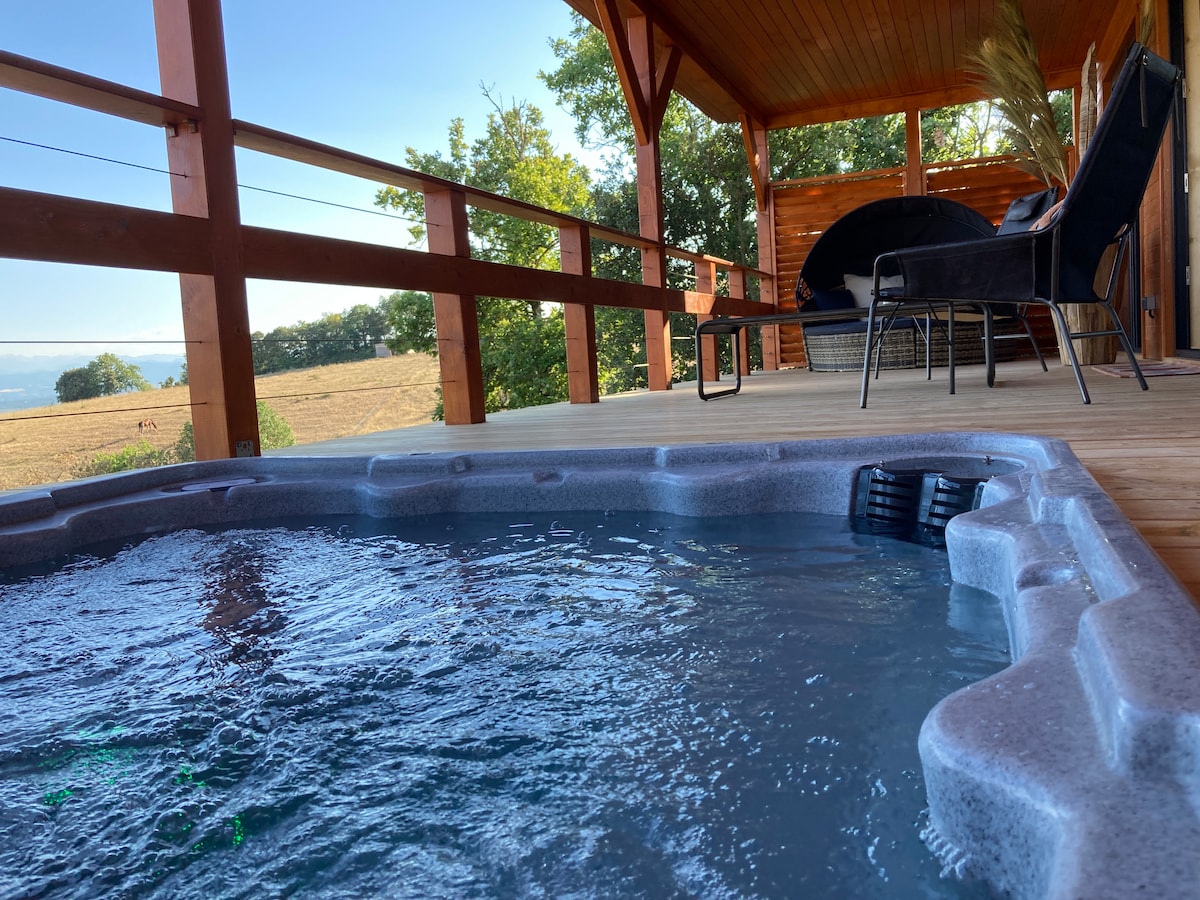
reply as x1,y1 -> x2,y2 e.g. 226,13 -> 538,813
54,353 -> 151,403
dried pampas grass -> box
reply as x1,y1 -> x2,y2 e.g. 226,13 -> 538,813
970,0 -> 1068,187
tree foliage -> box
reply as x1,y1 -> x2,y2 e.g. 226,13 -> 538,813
54,367 -> 102,404
375,90 -> 591,416
171,401 -> 295,464
73,440 -> 169,478
55,353 -> 151,403
921,92 -> 1073,165
252,303 -> 390,375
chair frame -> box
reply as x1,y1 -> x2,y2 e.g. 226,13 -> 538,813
859,43 -> 1181,408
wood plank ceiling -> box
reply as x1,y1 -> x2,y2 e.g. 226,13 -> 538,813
564,0 -> 1137,127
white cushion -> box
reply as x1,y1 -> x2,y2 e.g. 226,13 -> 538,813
843,273 -> 904,308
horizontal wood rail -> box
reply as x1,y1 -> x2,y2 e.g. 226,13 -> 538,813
0,42 -> 774,446
231,119 -> 770,279
0,50 -> 200,128
0,50 -> 768,283
0,185 -> 768,318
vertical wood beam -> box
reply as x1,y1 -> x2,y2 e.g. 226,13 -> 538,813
1134,0 -> 1175,360
745,116 -> 780,370
624,13 -> 677,391
637,136 -> 672,391
728,268 -> 751,375
905,109 -> 926,195
425,187 -> 486,423
560,223 -> 600,403
695,259 -> 719,383
740,113 -> 769,214
154,0 -> 258,460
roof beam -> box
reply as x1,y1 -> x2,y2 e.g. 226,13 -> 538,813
627,0 -> 765,122
595,0 -> 653,144
740,112 -> 769,212
767,66 -> 1084,130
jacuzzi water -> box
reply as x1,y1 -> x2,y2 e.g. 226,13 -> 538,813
0,509 -> 1006,899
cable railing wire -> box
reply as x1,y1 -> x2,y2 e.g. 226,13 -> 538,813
0,400 -> 205,423
0,135 -> 184,177
0,340 -> 197,345
2,133 -> 425,226
257,382 -> 440,401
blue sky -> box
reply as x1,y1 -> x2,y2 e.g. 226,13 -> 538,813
0,0 -> 594,356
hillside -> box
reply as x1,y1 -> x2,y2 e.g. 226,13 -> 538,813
0,354 -> 440,491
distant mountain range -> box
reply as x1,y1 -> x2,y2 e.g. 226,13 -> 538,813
0,354 -> 186,413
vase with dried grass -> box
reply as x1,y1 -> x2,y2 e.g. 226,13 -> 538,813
972,0 -> 1153,366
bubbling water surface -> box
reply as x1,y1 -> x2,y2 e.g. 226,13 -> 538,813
0,511 -> 1005,898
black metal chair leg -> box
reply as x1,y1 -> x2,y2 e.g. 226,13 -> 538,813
1103,302 -> 1149,391
860,304 -> 878,408
1048,304 -> 1092,404
1020,315 -> 1049,372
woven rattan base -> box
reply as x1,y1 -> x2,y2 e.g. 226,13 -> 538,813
803,320 -> 984,372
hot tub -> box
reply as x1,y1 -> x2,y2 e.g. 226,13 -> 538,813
1,432 -> 1198,898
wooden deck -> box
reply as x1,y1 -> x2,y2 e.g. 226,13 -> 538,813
285,358 -> 1200,600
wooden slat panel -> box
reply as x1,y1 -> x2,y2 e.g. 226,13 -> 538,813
925,159 -> 1051,225
769,159 -> 1060,367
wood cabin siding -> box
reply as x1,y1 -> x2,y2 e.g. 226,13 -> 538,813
769,159 -> 1059,368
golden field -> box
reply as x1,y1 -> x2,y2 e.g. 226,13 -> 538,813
0,353 -> 440,491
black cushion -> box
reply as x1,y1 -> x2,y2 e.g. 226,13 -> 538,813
811,287 -> 856,311
996,187 -> 1059,235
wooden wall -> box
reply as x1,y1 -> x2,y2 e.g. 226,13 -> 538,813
770,159 -> 1057,367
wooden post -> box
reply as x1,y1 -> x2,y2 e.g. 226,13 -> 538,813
424,187 -> 486,424
744,116 -> 778,370
905,109 -> 926,195
154,0 -> 259,459
596,5 -> 680,392
560,223 -> 600,403
631,17 -> 673,390
728,268 -> 751,375
695,259 -> 719,383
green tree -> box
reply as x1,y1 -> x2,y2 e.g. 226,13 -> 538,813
54,366 -> 102,403
543,16 -> 909,391
55,353 -> 151,403
88,353 -> 151,395
375,90 -> 591,415
252,301 -> 393,375
381,291 -> 436,355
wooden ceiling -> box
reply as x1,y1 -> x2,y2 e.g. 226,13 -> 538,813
563,0 -> 1142,127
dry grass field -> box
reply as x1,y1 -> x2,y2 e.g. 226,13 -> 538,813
0,353 -> 440,491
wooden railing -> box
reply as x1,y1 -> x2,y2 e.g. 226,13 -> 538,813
0,44 -> 773,454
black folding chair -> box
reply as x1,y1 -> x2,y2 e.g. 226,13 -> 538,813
860,43 -> 1182,407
